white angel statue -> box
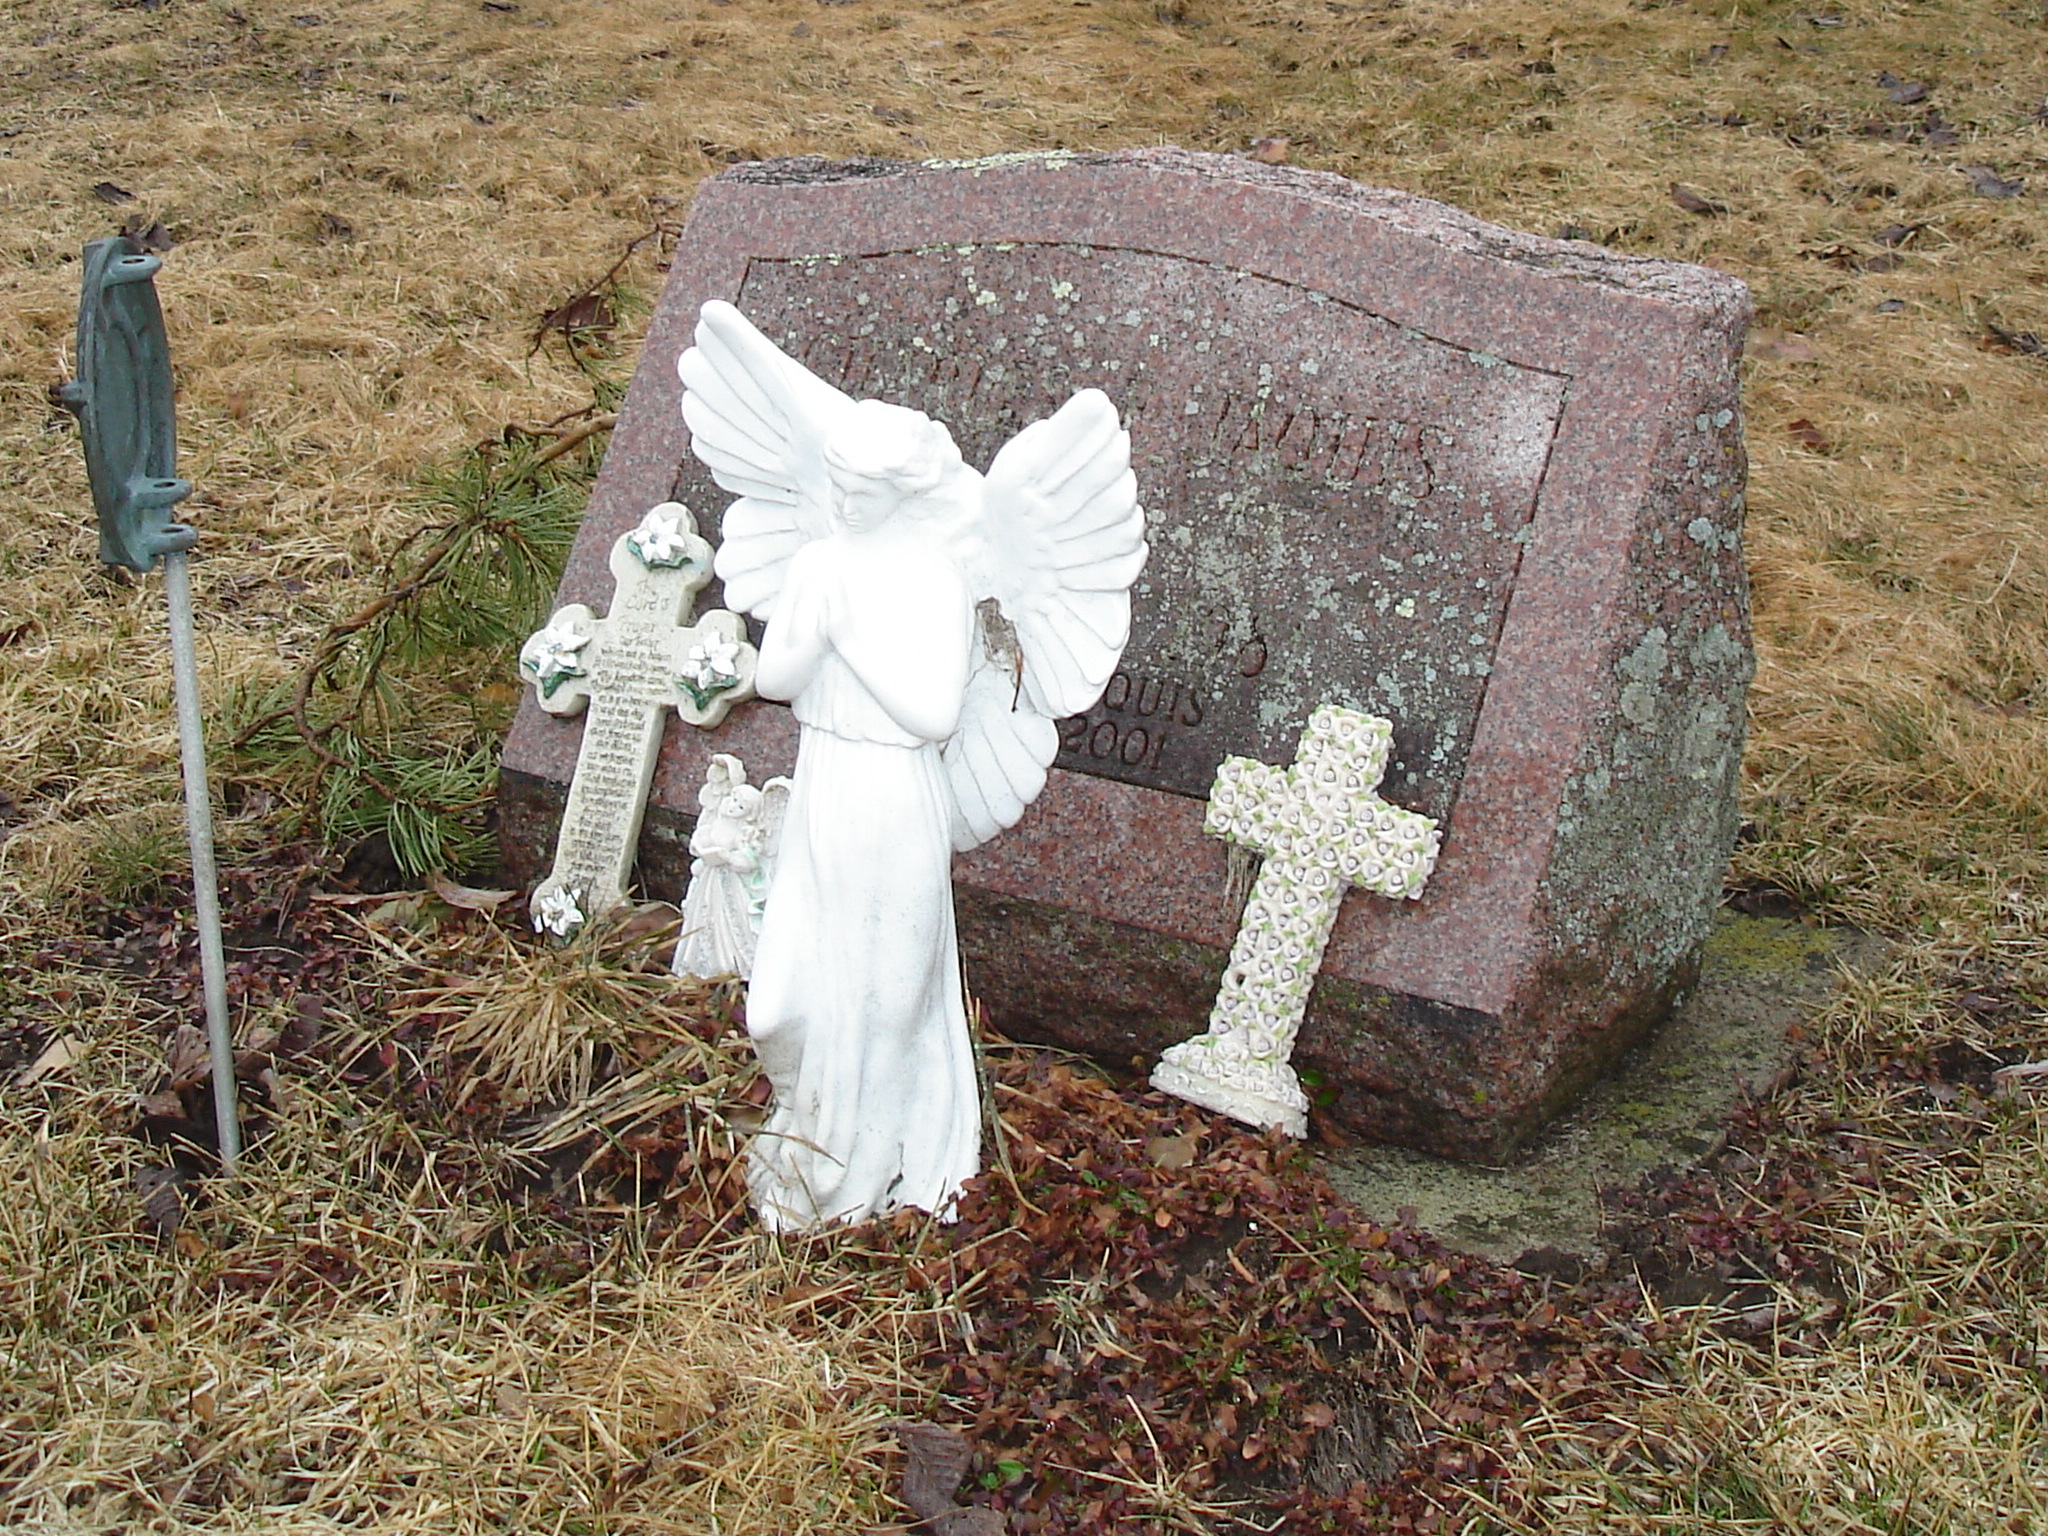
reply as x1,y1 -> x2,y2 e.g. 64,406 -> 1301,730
679,299 -> 1148,1231
671,753 -> 791,983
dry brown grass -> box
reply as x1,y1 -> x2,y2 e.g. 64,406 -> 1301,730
4,0 -> 2048,1530
1,925 -> 929,1534
1469,1098 -> 2048,1532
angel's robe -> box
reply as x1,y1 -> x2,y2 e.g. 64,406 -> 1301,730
743,531 -> 981,1229
671,793 -> 767,982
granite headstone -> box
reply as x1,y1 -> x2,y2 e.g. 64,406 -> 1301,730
499,148 -> 1754,1162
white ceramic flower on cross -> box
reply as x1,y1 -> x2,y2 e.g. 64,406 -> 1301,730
531,884 -> 585,938
625,504 -> 700,568
1152,704 -> 1442,1137
520,613 -> 593,699
678,631 -> 744,709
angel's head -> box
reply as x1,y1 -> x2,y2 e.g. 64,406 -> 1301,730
822,400 -> 958,534
722,783 -> 764,823
698,753 -> 746,813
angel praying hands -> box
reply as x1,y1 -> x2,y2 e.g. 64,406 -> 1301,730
680,300 -> 1148,1231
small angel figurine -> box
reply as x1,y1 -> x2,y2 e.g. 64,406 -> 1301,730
671,754 -> 791,982
680,300 -> 1147,1231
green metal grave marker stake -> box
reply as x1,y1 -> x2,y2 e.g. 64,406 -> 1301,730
57,237 -> 240,1167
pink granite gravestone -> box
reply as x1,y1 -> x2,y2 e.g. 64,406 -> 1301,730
498,149 -> 1753,1162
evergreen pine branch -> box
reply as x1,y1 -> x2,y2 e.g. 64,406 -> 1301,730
224,404 -> 603,878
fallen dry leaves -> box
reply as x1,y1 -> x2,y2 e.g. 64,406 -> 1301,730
911,1055 -> 1682,1534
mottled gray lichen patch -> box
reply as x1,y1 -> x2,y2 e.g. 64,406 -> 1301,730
1538,365 -> 1753,1042
919,149 -> 1083,175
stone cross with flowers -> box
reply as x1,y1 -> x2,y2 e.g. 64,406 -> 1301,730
518,503 -> 757,938
1152,704 -> 1442,1137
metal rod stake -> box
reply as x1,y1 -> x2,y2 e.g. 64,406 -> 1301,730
163,549 -> 240,1168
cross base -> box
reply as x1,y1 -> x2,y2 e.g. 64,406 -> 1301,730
1151,1034 -> 1309,1139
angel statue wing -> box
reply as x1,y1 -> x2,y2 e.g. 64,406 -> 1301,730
679,301 -> 1148,854
678,301 -> 858,620
754,776 -> 793,874
940,390 -> 1147,851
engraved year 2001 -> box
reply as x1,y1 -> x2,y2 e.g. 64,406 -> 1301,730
1058,668 -> 1205,771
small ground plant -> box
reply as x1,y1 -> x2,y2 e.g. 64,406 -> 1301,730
230,424 -> 599,881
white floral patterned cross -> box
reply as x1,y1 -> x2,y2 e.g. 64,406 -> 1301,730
1151,704 -> 1441,1136
517,503 -> 758,937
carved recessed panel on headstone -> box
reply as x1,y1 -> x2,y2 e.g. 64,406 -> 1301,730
711,248 -> 1564,821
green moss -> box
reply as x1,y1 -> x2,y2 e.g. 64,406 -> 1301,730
1701,913 -> 1835,980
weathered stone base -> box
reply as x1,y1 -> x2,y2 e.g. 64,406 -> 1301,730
1321,914 -> 1880,1263
953,881 -> 1697,1162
